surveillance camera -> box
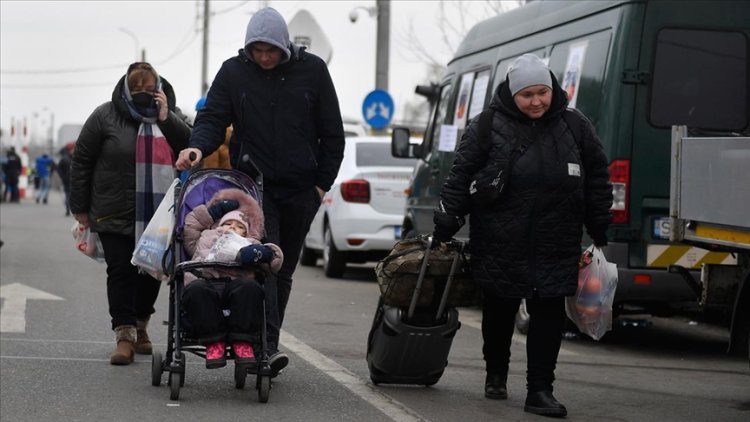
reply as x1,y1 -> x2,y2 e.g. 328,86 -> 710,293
349,10 -> 358,23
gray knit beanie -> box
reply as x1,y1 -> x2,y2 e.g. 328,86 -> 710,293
508,54 -> 552,96
244,7 -> 291,63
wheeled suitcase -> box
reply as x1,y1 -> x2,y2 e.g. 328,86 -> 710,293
366,237 -> 465,386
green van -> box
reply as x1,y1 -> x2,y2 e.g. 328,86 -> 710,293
392,0 -> 749,322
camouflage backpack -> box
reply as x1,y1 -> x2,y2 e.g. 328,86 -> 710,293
374,236 -> 480,308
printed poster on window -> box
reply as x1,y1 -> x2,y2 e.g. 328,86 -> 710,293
437,124 -> 459,152
468,72 -> 490,120
453,73 -> 475,130
562,41 -> 587,108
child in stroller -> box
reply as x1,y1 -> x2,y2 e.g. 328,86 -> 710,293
181,187 -> 283,369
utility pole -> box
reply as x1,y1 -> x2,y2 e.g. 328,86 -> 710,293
201,0 -> 210,94
375,0 -> 390,92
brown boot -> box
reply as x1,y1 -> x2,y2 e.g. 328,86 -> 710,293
135,318 -> 152,355
110,325 -> 136,365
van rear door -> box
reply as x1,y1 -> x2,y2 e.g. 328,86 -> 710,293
632,0 -> 749,271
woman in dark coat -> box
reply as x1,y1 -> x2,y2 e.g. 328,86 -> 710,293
70,62 -> 191,365
433,54 -> 613,417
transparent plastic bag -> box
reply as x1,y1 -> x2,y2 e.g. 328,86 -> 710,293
565,245 -> 618,340
70,221 -> 105,263
205,231 -> 252,263
131,179 -> 178,281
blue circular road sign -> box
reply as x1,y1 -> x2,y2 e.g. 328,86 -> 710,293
362,89 -> 394,130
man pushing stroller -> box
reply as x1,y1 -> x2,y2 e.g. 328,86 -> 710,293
181,187 -> 283,370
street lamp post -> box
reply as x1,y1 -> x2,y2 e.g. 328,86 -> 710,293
350,1 -> 390,92
375,0 -> 390,93
119,27 -> 146,62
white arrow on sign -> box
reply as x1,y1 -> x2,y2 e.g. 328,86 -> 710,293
0,283 -> 64,333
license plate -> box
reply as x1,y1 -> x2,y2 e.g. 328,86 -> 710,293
653,217 -> 671,239
394,226 -> 402,240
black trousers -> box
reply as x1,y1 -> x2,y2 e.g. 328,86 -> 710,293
262,187 -> 321,351
181,278 -> 264,345
482,292 -> 565,393
98,233 -> 161,330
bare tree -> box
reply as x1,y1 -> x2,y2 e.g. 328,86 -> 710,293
397,1 -> 522,123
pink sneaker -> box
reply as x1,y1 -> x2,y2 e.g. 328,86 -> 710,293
233,342 -> 256,365
205,341 -> 226,369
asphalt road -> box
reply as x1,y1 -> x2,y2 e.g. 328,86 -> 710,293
1,191 -> 748,421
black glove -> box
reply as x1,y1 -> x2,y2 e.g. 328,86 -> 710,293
589,226 -> 608,247
238,244 -> 274,265
208,199 -> 239,220
433,209 -> 464,243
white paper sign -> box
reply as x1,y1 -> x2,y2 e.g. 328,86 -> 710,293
437,124 -> 459,152
562,41 -> 588,108
454,73 -> 475,130
468,72 -> 490,120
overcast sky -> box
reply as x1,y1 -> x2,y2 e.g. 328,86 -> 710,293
1,0 -> 519,147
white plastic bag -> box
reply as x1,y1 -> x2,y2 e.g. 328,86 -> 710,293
205,231 -> 251,263
131,179 -> 178,281
565,245 -> 618,340
71,221 -> 105,263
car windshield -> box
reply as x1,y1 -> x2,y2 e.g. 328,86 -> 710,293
356,142 -> 417,167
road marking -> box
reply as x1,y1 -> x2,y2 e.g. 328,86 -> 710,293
281,330 -> 428,422
458,308 -> 579,356
0,283 -> 64,333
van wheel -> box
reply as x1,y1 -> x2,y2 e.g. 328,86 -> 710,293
299,246 -> 318,267
323,226 -> 346,278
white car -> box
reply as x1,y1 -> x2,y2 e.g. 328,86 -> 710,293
301,136 -> 417,278
343,121 -> 368,137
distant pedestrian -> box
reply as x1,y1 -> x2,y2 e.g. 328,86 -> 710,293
2,147 -> 21,203
34,153 -> 55,204
57,144 -> 74,216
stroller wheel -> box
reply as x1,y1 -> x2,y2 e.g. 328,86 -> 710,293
151,348 -> 163,386
169,372 -> 182,400
257,375 -> 271,403
234,364 -> 247,389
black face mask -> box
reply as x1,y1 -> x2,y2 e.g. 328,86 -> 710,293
131,92 -> 154,108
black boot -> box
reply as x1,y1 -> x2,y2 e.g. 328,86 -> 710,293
524,390 -> 567,417
484,373 -> 508,400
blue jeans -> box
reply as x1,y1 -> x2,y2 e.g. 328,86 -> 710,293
36,176 -> 49,202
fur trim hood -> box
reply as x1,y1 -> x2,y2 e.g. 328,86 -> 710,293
206,188 -> 264,239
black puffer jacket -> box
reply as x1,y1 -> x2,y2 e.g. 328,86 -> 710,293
190,45 -> 345,199
70,76 -> 191,235
439,74 -> 612,299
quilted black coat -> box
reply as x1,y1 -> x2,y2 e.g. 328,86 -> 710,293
70,76 -> 191,236
439,74 -> 612,299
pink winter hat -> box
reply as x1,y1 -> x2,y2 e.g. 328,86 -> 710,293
219,210 -> 250,235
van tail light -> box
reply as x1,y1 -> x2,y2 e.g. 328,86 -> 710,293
634,274 -> 652,285
341,179 -> 370,203
609,159 -> 630,224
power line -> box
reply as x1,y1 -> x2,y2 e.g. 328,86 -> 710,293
153,25 -> 200,65
0,63 -> 131,75
2,23 -> 202,75
0,82 -> 114,89
211,0 -> 250,16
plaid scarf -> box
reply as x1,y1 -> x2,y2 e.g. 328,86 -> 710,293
134,123 -> 176,244
121,78 -> 176,243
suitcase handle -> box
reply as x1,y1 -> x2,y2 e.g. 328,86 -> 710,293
406,236 -> 466,320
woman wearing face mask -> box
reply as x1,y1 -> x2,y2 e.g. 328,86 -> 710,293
70,62 -> 191,365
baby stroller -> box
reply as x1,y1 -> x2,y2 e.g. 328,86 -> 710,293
150,167 -> 274,403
